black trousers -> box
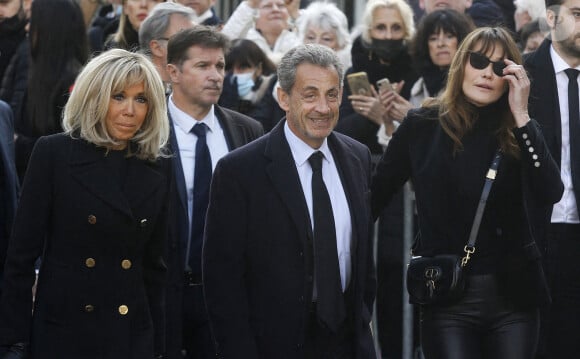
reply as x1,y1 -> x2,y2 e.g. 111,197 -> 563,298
181,284 -> 215,359
542,223 -> 580,359
305,304 -> 355,359
420,274 -> 539,359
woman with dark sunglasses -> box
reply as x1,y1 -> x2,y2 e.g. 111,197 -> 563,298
371,27 -> 563,359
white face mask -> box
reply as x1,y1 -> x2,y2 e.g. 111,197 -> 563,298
234,72 -> 255,97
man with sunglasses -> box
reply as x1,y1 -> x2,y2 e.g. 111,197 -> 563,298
524,0 -> 580,357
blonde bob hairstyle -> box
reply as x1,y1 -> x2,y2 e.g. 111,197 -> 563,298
435,27 -> 523,157
361,0 -> 415,43
63,49 -> 169,161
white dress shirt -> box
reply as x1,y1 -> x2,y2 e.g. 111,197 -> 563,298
550,46 -> 580,223
168,96 -> 230,235
284,122 -> 352,292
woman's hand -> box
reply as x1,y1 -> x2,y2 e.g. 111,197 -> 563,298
349,86 -> 387,126
284,0 -> 301,21
503,59 -> 530,127
380,90 -> 412,122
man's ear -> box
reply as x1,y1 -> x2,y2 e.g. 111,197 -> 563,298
277,87 -> 290,112
464,0 -> 473,10
149,40 -> 165,58
167,63 -> 180,84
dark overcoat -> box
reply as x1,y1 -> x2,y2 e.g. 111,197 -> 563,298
0,134 -> 168,358
202,120 -> 377,359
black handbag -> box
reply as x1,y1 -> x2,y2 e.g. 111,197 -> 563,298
406,149 -> 503,306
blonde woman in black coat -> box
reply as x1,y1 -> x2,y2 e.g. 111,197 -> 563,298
0,49 -> 170,359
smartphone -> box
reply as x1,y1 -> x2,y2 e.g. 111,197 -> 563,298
376,78 -> 393,93
346,72 -> 372,96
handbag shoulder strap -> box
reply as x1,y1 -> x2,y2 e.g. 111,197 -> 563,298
461,148 -> 503,267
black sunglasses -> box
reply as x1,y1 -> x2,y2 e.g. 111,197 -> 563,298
468,52 -> 506,77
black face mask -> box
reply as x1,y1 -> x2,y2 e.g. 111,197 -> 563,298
370,38 -> 406,63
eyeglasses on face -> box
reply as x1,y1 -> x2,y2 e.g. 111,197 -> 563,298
468,51 -> 506,77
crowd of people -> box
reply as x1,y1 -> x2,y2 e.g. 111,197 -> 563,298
0,0 -> 578,358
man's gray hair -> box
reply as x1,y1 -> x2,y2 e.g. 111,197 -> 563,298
139,2 -> 196,54
277,44 -> 343,94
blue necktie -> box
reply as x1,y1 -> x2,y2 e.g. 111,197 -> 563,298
565,69 -> 580,204
309,151 -> 346,332
187,123 -> 212,272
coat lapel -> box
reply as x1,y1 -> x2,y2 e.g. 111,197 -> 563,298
215,105 -> 246,150
69,139 -> 164,219
265,121 -> 313,243
167,111 -> 188,215
69,139 -> 133,217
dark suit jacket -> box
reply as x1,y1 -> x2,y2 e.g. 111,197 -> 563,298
0,100 -> 19,296
164,105 -> 263,358
0,134 -> 168,358
202,120 -> 377,359
525,38 -> 578,208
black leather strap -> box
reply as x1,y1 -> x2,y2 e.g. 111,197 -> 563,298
466,149 -> 503,251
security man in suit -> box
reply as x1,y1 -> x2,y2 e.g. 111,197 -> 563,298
524,0 -> 580,357
163,26 -> 263,359
203,44 -> 376,359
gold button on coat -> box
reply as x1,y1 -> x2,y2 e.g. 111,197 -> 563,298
84,304 -> 94,312
118,305 -> 129,315
88,215 -> 97,225
121,259 -> 132,269
85,258 -> 96,268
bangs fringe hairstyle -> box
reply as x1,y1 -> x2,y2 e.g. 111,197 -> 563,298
435,27 -> 523,158
63,49 -> 169,161
410,9 -> 474,71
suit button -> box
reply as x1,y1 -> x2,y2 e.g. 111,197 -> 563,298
525,140 -> 531,146
84,304 -> 94,313
532,154 -> 538,160
299,251 -> 303,257
528,146 -> 534,153
140,219 -> 147,227
118,305 -> 129,315
522,133 -> 528,139
534,161 -> 541,168
121,259 -> 132,269
88,215 -> 97,225
85,258 -> 96,268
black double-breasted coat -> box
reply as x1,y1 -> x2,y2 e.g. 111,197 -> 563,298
0,134 -> 168,358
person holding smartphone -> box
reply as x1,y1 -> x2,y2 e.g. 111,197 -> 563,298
371,27 -> 563,359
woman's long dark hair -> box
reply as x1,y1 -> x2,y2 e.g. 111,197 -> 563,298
27,0 -> 89,135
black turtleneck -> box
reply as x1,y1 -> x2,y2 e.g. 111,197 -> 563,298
449,103 -> 524,275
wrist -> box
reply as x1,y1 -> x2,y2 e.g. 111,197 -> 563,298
513,111 -> 530,127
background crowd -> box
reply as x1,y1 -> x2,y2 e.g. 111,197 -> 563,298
0,0 -> 577,358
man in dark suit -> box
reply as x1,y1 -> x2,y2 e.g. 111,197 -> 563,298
164,27 -> 263,359
524,0 -> 580,357
203,44 -> 376,359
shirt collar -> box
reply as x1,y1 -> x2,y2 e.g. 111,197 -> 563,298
284,120 -> 332,168
550,44 -> 580,74
195,8 -> 214,24
169,94 -> 216,133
